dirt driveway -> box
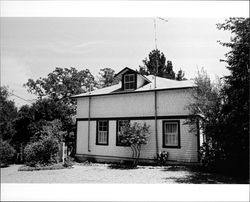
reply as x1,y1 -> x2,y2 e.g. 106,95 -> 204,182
1,163 -> 247,184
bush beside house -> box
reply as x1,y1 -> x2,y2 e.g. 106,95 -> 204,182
21,119 -> 74,170
0,140 -> 16,167
119,122 -> 150,167
24,136 -> 59,167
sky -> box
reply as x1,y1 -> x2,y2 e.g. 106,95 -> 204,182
1,17 -> 232,107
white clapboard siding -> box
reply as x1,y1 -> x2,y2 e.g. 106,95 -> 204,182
76,88 -> 198,162
77,88 -> 193,119
77,119 -> 198,162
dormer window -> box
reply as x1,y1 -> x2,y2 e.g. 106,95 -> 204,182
114,67 -> 150,91
124,74 -> 135,90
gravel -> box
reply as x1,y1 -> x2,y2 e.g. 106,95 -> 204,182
1,163 -> 246,184
1,164 -> 187,183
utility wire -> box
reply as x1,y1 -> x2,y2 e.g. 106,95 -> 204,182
9,92 -> 35,104
158,17 -> 168,22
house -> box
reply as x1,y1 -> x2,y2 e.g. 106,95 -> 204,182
72,67 -> 201,164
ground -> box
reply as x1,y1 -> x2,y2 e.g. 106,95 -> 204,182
1,163 -> 248,184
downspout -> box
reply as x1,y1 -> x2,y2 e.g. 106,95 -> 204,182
154,89 -> 159,155
87,88 -> 91,152
196,119 -> 200,162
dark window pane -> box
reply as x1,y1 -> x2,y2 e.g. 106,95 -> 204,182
163,122 -> 179,147
129,75 -> 134,81
97,120 -> 108,145
125,83 -> 130,89
117,120 -> 130,146
124,74 -> 135,90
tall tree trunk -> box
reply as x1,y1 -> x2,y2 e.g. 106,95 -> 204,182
135,144 -> 141,166
131,144 -> 138,167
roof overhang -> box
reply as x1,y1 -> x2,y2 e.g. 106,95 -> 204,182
72,86 -> 194,98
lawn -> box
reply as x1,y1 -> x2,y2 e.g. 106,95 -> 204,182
1,163 -> 248,184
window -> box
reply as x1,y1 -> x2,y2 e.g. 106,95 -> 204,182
116,120 -> 130,146
124,74 -> 135,90
96,120 -> 109,145
162,121 -> 180,148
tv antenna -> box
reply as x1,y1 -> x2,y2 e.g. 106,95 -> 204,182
153,17 -> 168,155
153,17 -> 168,88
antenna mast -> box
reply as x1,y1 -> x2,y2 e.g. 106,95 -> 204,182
153,17 -> 168,88
153,17 -> 168,156
153,18 -> 158,89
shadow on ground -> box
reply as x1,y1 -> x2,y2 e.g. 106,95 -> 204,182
108,163 -> 138,170
162,166 -> 248,184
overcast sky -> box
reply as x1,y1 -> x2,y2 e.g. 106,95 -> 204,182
1,17 -> 232,107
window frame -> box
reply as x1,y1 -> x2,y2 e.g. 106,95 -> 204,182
124,73 -> 136,90
96,120 -> 109,146
162,120 -> 181,148
116,120 -> 130,147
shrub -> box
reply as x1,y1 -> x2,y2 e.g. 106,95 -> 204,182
199,142 -> 225,172
119,122 -> 150,167
18,163 -> 66,171
24,136 -> 59,167
156,151 -> 168,165
0,140 -> 16,166
63,157 -> 74,168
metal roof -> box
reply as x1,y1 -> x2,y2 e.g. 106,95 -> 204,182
72,74 -> 195,98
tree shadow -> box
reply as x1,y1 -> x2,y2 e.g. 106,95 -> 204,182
163,165 -> 190,171
108,162 -> 138,170
162,166 -> 248,184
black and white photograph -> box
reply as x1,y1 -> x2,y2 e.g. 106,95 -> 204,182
0,1 -> 249,201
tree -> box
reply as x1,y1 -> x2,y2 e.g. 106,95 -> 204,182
185,69 -> 236,173
185,69 -> 224,170
186,68 -> 222,126
119,122 -> 150,167
0,86 -> 18,141
24,67 -> 94,154
0,140 -> 16,166
24,67 -> 96,106
12,105 -> 34,147
97,68 -> 119,88
139,49 -> 176,79
216,18 -> 249,176
176,69 -> 187,81
186,18 -> 249,177
164,61 -> 176,79
185,68 -> 223,136
31,98 -> 73,126
12,98 -> 73,142
30,119 -> 66,143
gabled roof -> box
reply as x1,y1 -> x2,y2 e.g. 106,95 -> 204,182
114,67 -> 137,77
114,67 -> 151,83
72,70 -> 195,98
